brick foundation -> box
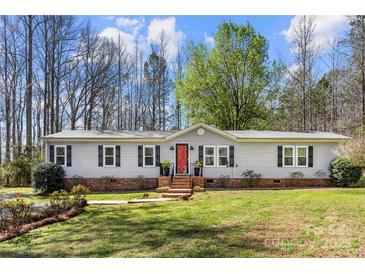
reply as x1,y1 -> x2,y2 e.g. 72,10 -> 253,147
204,178 -> 331,188
158,176 -> 171,187
65,177 -> 331,192
64,177 -> 158,192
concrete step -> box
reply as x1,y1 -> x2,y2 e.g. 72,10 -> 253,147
171,184 -> 192,189
162,193 -> 192,199
168,188 -> 193,193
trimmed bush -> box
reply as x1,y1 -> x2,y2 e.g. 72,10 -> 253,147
329,157 -> 362,187
0,198 -> 34,232
289,171 -> 304,179
70,185 -> 90,208
32,162 -> 65,194
242,169 -> 262,188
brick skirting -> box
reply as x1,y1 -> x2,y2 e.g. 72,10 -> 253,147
204,178 -> 331,188
65,177 -> 331,192
64,178 -> 158,192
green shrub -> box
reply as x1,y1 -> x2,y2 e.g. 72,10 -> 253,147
329,157 -> 363,187
289,171 -> 305,179
0,198 -> 34,232
193,160 -> 203,168
241,169 -> 262,188
314,169 -> 326,178
70,185 -> 90,208
45,190 -> 72,215
161,160 -> 171,169
0,147 -> 42,187
32,162 -> 65,194
218,175 -> 230,188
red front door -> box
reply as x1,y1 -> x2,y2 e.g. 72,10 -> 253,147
176,144 -> 189,174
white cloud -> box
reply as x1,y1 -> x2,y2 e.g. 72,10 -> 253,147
99,17 -> 146,56
282,16 -> 349,51
116,16 -> 144,36
204,33 -> 215,47
147,17 -> 185,60
99,27 -> 136,55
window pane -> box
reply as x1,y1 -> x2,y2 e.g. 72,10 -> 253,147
105,147 -> 114,156
284,147 -> 293,157
145,147 -> 154,156
56,147 -> 65,156
298,147 -> 307,157
56,156 -> 65,166
145,156 -> 154,166
298,157 -> 307,166
205,147 -> 214,156
105,156 -> 114,166
219,157 -> 228,166
218,147 -> 228,156
284,157 -> 293,166
205,156 -> 214,166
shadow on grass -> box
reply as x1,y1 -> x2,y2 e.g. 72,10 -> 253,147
0,202 -> 284,258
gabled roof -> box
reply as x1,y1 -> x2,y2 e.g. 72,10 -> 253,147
225,130 -> 349,140
43,123 -> 349,143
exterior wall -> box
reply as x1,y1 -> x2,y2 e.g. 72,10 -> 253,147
46,127 -> 339,179
64,178 -> 157,192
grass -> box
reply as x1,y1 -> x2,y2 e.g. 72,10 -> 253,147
1,188 -> 365,257
0,187 -> 160,203
0,187 -> 34,196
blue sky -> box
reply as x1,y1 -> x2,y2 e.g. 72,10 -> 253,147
87,15 -> 350,73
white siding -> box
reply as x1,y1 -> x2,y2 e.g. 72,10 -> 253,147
47,128 -> 339,179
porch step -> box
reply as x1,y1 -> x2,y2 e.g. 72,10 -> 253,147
168,188 -> 193,194
162,193 -> 192,199
172,176 -> 191,181
171,182 -> 191,188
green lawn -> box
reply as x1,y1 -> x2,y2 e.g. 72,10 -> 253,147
0,187 -> 160,203
1,188 -> 365,257
0,187 -> 34,196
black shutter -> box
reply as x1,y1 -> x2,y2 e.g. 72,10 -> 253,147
229,146 -> 234,167
155,145 -> 160,167
308,146 -> 313,167
199,146 -> 203,162
49,145 -> 54,163
98,145 -> 103,167
116,145 -> 121,167
66,145 -> 72,167
278,146 -> 283,167
138,145 -> 143,167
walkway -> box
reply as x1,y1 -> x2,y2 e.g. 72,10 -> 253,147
88,197 -> 175,205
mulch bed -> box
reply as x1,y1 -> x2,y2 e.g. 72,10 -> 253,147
0,207 -> 84,242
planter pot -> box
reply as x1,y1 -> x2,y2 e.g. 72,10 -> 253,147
194,167 -> 201,176
162,168 -> 170,176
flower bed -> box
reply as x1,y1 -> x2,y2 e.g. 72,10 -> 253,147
0,184 -> 89,242
0,207 -> 83,242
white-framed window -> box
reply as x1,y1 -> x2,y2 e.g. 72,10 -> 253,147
296,146 -> 308,167
283,145 -> 295,167
55,145 -> 66,166
217,145 -> 229,167
143,145 -> 155,167
204,146 -> 215,167
104,145 -> 115,167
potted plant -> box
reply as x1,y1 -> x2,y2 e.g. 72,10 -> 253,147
193,160 -> 203,176
161,160 -> 171,176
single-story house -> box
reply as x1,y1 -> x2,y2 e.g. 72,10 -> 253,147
42,123 -> 349,192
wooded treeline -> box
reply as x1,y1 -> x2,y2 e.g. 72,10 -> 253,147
0,16 -> 181,163
0,15 -> 364,163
